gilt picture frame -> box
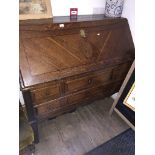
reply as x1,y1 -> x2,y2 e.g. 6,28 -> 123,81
123,82 -> 135,111
19,0 -> 52,20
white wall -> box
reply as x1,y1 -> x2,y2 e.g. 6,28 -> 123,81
51,0 -> 106,16
122,0 -> 135,43
51,0 -> 135,42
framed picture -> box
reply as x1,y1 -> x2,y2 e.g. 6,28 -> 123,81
110,60 -> 135,130
19,0 -> 52,20
123,82 -> 135,111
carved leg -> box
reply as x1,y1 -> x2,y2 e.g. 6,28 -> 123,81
22,90 -> 40,143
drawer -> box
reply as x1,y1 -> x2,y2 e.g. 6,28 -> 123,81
91,69 -> 112,86
88,86 -> 105,98
67,82 -> 119,106
36,98 -> 67,116
31,83 -> 60,104
89,81 -> 122,98
111,62 -> 131,80
65,76 -> 92,93
65,69 -> 113,94
36,104 -> 77,119
68,90 -> 91,105
35,81 -> 123,118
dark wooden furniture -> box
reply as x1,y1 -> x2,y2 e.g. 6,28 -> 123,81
20,15 -> 135,143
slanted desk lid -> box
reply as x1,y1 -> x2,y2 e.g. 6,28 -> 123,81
20,16 -> 134,89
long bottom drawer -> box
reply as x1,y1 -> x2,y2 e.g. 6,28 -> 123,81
35,80 -> 122,119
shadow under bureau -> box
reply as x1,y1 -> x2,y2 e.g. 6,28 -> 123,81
19,15 -> 135,143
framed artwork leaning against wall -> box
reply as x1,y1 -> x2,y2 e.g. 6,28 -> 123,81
19,0 -> 52,20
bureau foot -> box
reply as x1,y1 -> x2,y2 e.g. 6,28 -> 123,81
68,108 -> 76,113
47,108 -> 77,120
48,116 -> 56,120
31,122 -> 39,144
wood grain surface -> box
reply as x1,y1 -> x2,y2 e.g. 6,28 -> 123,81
33,98 -> 129,155
19,15 -> 134,143
20,15 -> 134,88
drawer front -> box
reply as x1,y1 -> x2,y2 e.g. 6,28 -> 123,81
88,86 -> 105,98
36,104 -> 76,119
111,62 -> 131,80
68,90 -> 91,105
36,97 -> 77,119
65,69 -> 113,94
67,81 -> 123,106
35,81 -> 123,119
36,98 -> 67,116
65,76 -> 92,93
91,69 -> 112,86
89,81 -> 122,98
31,83 -> 60,104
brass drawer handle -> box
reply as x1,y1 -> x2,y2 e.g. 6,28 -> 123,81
88,79 -> 92,84
45,90 -> 50,96
47,105 -> 53,111
80,29 -> 86,38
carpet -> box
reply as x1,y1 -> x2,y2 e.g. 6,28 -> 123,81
85,128 -> 135,155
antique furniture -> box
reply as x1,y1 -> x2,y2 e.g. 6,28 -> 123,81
110,60 -> 135,130
20,15 -> 135,143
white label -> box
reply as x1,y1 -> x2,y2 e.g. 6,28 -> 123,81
59,24 -> 64,28
71,11 -> 77,14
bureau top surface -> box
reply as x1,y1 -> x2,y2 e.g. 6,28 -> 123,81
20,15 -> 134,89
20,14 -> 126,25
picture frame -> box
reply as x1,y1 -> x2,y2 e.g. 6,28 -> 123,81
109,60 -> 135,130
123,82 -> 135,111
19,0 -> 52,20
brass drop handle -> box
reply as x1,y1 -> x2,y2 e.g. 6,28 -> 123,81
48,105 -> 53,111
80,29 -> 86,38
88,79 -> 92,84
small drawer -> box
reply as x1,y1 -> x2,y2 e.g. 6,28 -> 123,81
31,83 -> 60,104
36,104 -> 77,119
111,63 -> 131,80
68,90 -> 91,105
88,86 -> 105,98
88,82 -> 121,100
36,98 -> 67,116
91,69 -> 112,86
65,69 -> 113,94
65,76 -> 92,93
89,82 -> 120,97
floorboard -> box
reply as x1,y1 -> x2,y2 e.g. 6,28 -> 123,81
23,97 -> 129,155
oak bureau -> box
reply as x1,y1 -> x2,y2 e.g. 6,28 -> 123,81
19,15 -> 135,143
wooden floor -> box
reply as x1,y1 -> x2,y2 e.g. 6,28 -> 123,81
28,97 -> 129,155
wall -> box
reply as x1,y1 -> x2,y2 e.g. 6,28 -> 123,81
51,0 -> 105,16
122,0 -> 135,43
51,0 -> 135,42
